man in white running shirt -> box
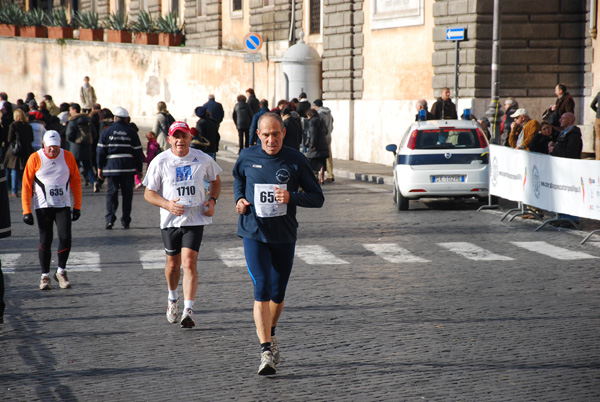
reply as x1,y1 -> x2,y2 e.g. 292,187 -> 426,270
143,121 -> 222,328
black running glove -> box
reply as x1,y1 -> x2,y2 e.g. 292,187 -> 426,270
72,209 -> 81,222
23,213 -> 34,226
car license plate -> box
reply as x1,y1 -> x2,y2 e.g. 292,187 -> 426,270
431,175 -> 465,183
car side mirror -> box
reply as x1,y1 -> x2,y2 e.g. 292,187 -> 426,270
385,144 -> 397,154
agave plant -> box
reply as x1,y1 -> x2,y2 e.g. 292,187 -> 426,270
157,12 -> 182,34
104,12 -> 129,31
72,11 -> 100,29
23,8 -> 46,27
0,4 -> 25,25
131,10 -> 156,33
45,7 -> 70,28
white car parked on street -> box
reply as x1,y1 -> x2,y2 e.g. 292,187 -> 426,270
385,119 -> 490,210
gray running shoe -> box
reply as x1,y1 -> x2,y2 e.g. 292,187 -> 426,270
54,271 -> 71,289
166,299 -> 179,323
39,276 -> 51,290
258,351 -> 276,375
271,336 -> 280,364
180,308 -> 195,328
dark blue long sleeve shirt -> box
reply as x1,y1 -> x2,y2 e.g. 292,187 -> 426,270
233,145 -> 324,244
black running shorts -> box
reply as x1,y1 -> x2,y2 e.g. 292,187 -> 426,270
160,225 -> 204,256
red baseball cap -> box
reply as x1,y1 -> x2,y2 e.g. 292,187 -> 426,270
168,121 -> 191,136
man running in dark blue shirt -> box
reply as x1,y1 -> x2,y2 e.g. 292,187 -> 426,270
233,113 -> 324,375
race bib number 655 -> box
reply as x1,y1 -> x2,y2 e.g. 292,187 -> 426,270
254,183 -> 287,218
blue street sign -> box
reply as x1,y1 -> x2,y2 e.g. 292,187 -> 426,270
446,27 -> 466,41
244,33 -> 263,53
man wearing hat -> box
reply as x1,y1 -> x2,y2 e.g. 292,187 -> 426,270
21,130 -> 82,290
508,108 -> 540,150
97,106 -> 144,229
143,121 -> 222,329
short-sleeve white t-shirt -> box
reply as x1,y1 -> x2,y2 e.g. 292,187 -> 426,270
143,148 -> 223,229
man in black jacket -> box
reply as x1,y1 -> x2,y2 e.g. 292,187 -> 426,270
97,107 -> 144,229
549,113 -> 582,159
202,95 -> 224,130
548,112 -> 583,226
430,88 -> 458,120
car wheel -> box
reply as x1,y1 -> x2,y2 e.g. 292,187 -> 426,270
396,186 -> 409,211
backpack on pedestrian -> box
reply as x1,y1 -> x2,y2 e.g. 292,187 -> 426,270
162,112 -> 175,133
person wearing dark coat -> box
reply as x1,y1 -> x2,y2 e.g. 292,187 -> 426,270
0,159 -> 10,323
65,103 -> 97,190
97,107 -> 144,229
548,112 -> 582,225
246,88 -> 260,116
551,84 -> 575,120
282,107 -> 302,151
0,100 -> 14,160
194,106 -> 220,159
549,113 -> 582,159
430,87 -> 458,120
249,100 -> 269,147
202,95 -> 224,130
233,94 -> 253,152
3,109 -> 34,197
528,121 -> 553,154
305,109 -> 330,184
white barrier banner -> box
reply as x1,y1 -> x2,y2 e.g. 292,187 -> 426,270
489,144 -> 600,220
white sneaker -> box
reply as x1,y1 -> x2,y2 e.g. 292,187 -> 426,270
39,276 -> 51,290
166,299 -> 179,323
54,271 -> 71,289
271,336 -> 280,365
180,308 -> 195,328
258,351 -> 276,375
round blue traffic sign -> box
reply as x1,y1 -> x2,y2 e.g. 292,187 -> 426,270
244,32 -> 263,53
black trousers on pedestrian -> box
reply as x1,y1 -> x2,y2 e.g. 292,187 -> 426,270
35,207 -> 72,273
238,128 -> 250,150
106,175 -> 134,227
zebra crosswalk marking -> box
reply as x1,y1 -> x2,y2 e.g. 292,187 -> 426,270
363,243 -> 430,263
511,241 -> 598,260
295,245 -> 349,265
139,250 -> 167,269
0,253 -> 21,274
215,247 -> 246,267
438,242 -> 514,261
67,251 -> 102,272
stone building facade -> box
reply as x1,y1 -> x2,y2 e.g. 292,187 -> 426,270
5,0 -> 598,162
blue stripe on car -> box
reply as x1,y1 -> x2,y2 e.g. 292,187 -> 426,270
397,153 -> 488,165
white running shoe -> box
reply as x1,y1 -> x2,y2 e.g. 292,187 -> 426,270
180,308 -> 195,328
39,276 -> 51,290
166,299 -> 179,323
258,351 -> 276,375
271,336 -> 280,365
54,271 -> 71,289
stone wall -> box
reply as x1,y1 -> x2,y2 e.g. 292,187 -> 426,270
184,0 -> 222,48
432,0 -> 589,118
322,0 -> 364,100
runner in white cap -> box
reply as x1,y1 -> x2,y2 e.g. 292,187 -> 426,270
21,130 -> 82,290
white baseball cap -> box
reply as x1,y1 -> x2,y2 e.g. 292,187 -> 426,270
510,108 -> 528,118
113,106 -> 129,118
43,130 -> 61,147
